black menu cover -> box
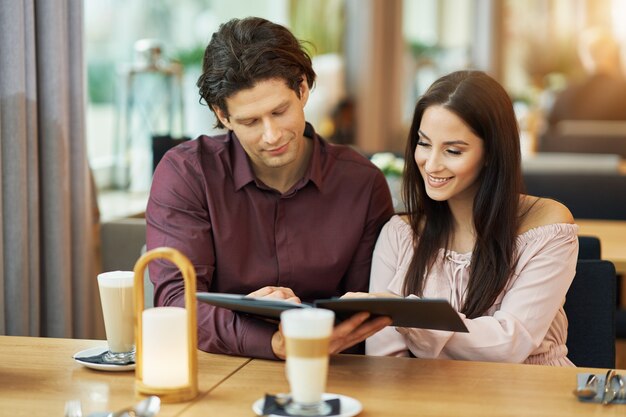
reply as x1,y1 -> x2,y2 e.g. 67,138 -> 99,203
196,292 -> 468,332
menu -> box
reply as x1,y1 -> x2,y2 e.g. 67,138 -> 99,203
196,292 -> 468,332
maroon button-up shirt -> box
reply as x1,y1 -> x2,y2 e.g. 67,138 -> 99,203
146,124 -> 393,359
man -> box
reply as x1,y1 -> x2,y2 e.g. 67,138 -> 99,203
546,26 -> 626,126
146,17 -> 394,360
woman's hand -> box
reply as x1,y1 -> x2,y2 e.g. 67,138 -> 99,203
271,312 -> 392,359
263,289 -> 396,359
341,291 -> 401,299
328,312 -> 392,354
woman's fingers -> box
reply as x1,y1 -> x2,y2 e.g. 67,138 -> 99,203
329,313 -> 392,354
340,291 -> 401,299
340,292 -> 371,299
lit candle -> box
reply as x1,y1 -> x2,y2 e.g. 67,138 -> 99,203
142,307 -> 189,388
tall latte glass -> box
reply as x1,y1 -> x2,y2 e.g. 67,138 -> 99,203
281,308 -> 334,416
97,271 -> 135,364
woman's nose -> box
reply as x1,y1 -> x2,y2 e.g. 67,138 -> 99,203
423,152 -> 443,173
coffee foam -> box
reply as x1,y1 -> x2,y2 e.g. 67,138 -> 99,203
281,308 -> 334,338
97,270 -> 134,287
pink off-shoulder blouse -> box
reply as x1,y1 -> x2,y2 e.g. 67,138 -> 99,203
366,215 -> 579,366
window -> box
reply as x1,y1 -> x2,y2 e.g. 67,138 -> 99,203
84,0 -> 290,190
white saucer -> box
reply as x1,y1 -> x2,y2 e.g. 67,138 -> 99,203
73,346 -> 135,372
252,393 -> 362,417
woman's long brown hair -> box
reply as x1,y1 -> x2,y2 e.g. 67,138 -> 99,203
402,70 -> 524,319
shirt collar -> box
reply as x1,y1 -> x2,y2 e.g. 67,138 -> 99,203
305,123 -> 324,190
231,132 -> 256,191
231,122 -> 324,192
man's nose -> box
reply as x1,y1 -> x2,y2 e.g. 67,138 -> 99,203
262,119 -> 281,144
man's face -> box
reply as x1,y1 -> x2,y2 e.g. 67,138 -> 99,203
214,78 -> 309,174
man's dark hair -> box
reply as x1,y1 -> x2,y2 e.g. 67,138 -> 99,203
197,17 -> 316,128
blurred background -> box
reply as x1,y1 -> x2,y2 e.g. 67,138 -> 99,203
84,0 -> 626,367
85,0 -> 626,191
1,0 -> 625,366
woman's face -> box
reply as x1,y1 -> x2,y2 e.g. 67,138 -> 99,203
415,105 -> 485,205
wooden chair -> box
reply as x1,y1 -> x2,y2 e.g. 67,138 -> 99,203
564,260 -> 616,368
100,217 -> 152,307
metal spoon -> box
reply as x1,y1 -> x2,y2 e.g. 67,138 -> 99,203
614,374 -> 625,400
107,396 -> 160,417
573,374 -> 598,400
602,369 -> 617,405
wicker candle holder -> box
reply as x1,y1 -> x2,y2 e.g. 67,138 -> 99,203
133,247 -> 198,403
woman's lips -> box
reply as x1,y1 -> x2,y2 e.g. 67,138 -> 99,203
426,174 -> 453,188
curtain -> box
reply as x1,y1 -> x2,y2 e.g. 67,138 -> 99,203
0,0 -> 103,338
345,0 -> 405,154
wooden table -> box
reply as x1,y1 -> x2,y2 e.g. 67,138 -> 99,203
0,336 -> 249,417
1,336 -> 624,416
577,219 -> 626,275
183,354 -> 625,417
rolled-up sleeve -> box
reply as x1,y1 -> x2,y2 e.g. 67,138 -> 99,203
146,146 -> 277,359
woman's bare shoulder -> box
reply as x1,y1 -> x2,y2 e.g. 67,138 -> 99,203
518,195 -> 575,234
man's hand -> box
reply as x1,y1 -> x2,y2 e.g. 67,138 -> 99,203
248,286 -> 299,360
271,312 -> 392,359
271,326 -> 287,359
247,286 -> 301,303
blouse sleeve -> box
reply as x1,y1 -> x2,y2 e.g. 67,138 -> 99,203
399,224 -> 579,363
365,216 -> 412,357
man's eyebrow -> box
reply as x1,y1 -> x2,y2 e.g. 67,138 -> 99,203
233,101 -> 290,123
417,130 -> 469,146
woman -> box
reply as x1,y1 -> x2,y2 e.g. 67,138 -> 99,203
358,70 -> 578,365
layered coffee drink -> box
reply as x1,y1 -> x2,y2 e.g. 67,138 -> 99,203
281,308 -> 335,416
284,336 -> 331,403
97,271 -> 135,363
